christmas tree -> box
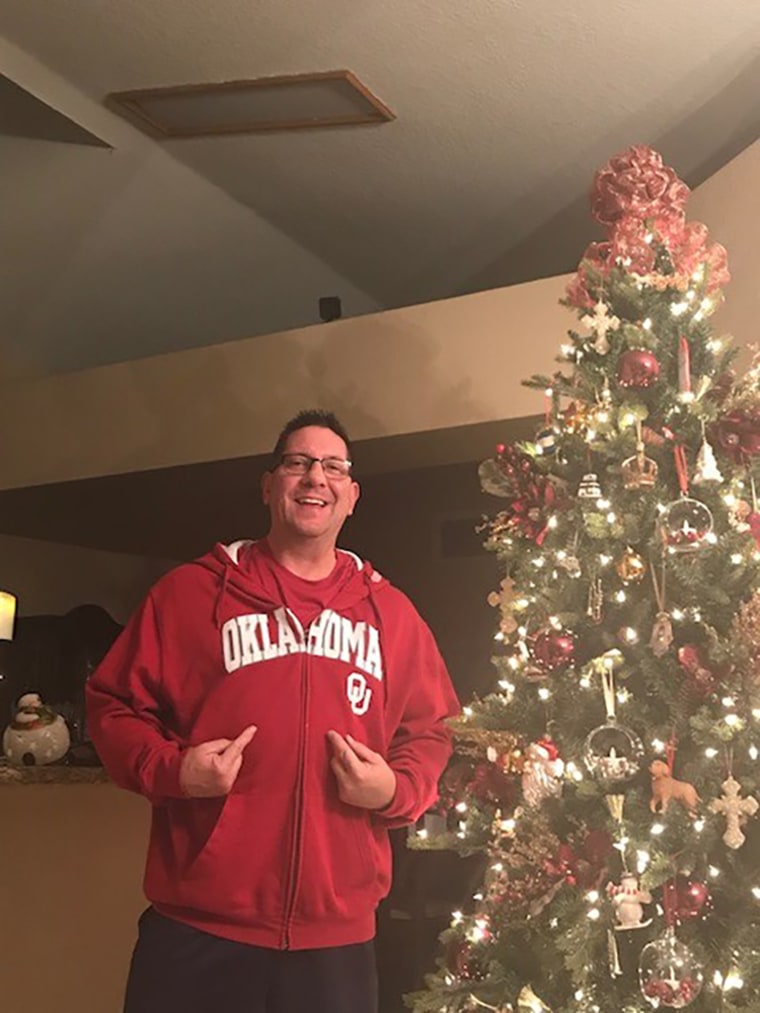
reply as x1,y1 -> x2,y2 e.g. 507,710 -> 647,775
406,146 -> 760,1013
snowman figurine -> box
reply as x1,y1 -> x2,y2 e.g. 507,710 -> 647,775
3,692 -> 70,766
607,872 -> 652,930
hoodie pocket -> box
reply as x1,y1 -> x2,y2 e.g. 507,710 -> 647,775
150,788 -> 294,917
297,804 -> 386,921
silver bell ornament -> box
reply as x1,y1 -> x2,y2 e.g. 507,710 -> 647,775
691,437 -> 723,485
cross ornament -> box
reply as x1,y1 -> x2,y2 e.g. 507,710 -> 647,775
581,299 -> 620,355
709,775 -> 759,849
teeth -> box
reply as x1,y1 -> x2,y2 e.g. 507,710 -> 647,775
299,498 -> 326,506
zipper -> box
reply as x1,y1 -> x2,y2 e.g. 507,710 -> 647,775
280,644 -> 311,949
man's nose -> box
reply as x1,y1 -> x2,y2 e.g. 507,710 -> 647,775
303,459 -> 327,482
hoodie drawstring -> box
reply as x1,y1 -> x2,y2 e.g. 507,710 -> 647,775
215,564 -> 231,629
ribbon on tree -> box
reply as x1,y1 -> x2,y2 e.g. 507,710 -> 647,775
674,444 -> 690,496
678,336 -> 691,397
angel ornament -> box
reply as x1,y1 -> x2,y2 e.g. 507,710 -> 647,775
709,775 -> 759,849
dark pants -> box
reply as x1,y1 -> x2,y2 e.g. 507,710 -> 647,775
124,908 -> 378,1013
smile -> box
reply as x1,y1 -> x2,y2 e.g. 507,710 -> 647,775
296,497 -> 329,507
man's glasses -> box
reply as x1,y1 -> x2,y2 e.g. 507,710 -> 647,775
277,454 -> 353,480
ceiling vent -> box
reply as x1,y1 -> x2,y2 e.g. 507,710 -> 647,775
106,70 -> 394,139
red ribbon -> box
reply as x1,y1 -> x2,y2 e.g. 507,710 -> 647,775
678,336 -> 691,395
673,445 -> 689,495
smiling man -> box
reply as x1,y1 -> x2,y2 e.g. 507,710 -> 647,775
86,408 -> 459,1013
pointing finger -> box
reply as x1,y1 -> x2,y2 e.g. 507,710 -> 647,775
221,724 -> 257,763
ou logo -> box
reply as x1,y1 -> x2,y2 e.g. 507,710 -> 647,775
346,672 -> 372,715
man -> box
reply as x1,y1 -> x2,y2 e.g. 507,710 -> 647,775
86,408 -> 459,1013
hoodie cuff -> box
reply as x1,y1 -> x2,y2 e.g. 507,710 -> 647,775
371,770 -> 418,828
140,745 -> 185,803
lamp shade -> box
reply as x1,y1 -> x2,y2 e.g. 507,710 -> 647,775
0,591 -> 17,640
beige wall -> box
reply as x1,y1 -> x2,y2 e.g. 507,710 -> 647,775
0,533 -> 174,624
687,137 -> 760,349
1,784 -> 149,1013
0,275 -> 571,490
0,139 -> 758,492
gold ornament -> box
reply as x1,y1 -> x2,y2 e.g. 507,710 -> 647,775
487,577 -> 518,636
616,548 -> 647,583
517,985 -> 552,1012
563,401 -> 592,436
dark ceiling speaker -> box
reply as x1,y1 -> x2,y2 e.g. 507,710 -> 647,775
319,296 -> 342,323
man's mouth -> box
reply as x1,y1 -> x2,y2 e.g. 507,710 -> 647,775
296,497 -> 329,507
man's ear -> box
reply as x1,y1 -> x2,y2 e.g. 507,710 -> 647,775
261,471 -> 272,505
348,480 -> 361,516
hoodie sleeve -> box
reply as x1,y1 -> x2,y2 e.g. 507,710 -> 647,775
372,601 -> 460,828
85,592 -> 185,804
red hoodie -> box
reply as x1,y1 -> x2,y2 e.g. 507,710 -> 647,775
86,540 -> 459,950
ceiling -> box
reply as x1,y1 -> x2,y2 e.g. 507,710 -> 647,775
1,0 -> 759,376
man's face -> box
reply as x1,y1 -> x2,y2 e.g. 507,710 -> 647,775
262,425 -> 360,546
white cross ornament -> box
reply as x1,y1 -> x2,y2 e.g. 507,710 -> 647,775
709,775 -> 759,849
581,299 -> 620,355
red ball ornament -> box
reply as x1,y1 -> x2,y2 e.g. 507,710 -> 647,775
618,348 -> 660,388
663,877 -> 711,921
446,938 -> 487,981
532,629 -> 576,671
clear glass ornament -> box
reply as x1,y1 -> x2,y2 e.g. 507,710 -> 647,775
583,720 -> 644,785
660,496 -> 713,553
639,928 -> 703,1008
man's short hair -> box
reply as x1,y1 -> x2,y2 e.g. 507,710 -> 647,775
270,409 -> 352,466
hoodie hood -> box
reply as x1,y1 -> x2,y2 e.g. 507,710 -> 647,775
195,540 -> 388,627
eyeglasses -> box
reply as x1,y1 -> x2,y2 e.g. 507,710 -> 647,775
277,453 -> 353,480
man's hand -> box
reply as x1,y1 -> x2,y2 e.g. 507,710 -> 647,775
179,725 -> 257,798
327,730 -> 396,810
